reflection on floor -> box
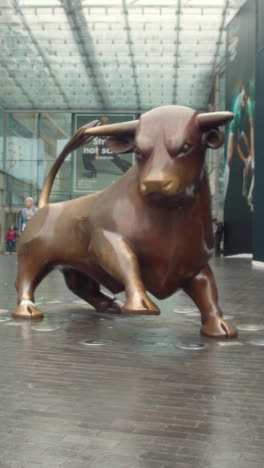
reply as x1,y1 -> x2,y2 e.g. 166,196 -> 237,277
0,255 -> 264,468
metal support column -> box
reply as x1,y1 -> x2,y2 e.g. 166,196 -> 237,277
1,112 -> 8,252
214,72 -> 220,220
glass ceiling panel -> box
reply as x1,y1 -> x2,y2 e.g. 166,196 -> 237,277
184,0 -> 226,6
0,0 -> 247,110
19,0 -> 62,5
82,0 -> 121,5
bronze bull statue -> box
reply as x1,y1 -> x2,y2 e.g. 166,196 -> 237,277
12,105 -> 237,339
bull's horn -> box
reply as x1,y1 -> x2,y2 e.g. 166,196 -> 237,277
197,111 -> 234,130
84,119 -> 139,136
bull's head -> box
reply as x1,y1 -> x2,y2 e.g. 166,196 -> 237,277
85,106 -> 233,201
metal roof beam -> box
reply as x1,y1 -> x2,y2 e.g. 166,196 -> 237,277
11,0 -> 72,108
208,0 -> 229,103
0,3 -> 242,8
81,3 -> 241,9
60,0 -> 108,109
172,0 -> 181,104
122,0 -> 141,109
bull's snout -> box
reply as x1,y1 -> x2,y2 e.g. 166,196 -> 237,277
140,177 -> 181,197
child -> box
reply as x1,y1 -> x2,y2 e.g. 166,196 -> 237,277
6,225 -> 18,254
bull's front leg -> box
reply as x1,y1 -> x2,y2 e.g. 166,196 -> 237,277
183,264 -> 237,338
88,230 -> 160,315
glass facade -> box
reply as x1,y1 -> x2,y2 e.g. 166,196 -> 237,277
5,112 -> 72,207
38,113 -> 72,203
0,108 -> 4,247
3,111 -> 137,209
0,108 -> 3,171
206,71 -> 226,220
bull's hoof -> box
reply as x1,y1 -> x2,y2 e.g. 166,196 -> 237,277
200,317 -> 238,339
12,303 -> 43,320
97,298 -> 124,314
123,294 -> 160,316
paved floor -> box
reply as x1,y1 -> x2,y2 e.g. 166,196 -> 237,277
0,254 -> 264,468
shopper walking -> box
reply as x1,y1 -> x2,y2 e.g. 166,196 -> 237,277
18,197 -> 38,234
6,225 -> 18,254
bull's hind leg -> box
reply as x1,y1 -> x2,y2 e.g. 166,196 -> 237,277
62,268 -> 123,313
183,264 -> 237,338
88,230 -> 160,315
12,255 -> 51,319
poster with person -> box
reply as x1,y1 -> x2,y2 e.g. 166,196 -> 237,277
253,1 -> 264,262
73,113 -> 136,194
224,0 -> 256,255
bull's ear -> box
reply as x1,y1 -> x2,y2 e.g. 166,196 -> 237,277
202,128 -> 225,149
106,135 -> 135,154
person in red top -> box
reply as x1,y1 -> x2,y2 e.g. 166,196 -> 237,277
6,225 -> 18,255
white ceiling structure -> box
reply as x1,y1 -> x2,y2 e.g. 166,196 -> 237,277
0,0 -> 246,111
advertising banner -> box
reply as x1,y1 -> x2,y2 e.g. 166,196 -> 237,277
73,113 -> 136,194
224,0 -> 256,255
253,0 -> 264,261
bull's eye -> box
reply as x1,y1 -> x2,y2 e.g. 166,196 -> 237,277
182,142 -> 192,153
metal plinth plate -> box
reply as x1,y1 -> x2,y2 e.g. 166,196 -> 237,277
217,341 -> 243,347
237,324 -> 264,331
173,308 -> 198,314
81,340 -> 110,346
249,339 -> 264,346
177,343 -> 207,350
31,325 -> 61,332
0,317 -> 11,322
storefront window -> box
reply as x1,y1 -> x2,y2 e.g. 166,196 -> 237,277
6,113 -> 38,206
0,108 -> 3,171
38,113 -> 72,203
5,112 -> 72,206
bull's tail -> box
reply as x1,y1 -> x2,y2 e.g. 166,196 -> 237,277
38,120 -> 100,209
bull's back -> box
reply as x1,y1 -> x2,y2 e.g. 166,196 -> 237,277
17,196 -> 95,260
